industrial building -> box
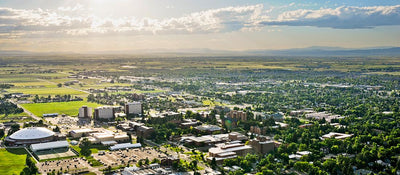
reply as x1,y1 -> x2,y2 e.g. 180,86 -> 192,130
78,106 -> 92,118
125,102 -> 142,115
5,127 -> 62,146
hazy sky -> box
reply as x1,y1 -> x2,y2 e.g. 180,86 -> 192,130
0,0 -> 399,52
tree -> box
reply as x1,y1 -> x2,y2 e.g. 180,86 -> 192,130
190,160 -> 198,171
0,129 -> 4,138
57,83 -> 62,88
8,123 -> 20,136
79,138 -> 92,157
211,157 -> 217,169
53,126 -> 60,132
25,155 -> 38,174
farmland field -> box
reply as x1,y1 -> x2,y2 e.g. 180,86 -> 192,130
0,148 -> 28,175
6,87 -> 87,96
0,112 -> 32,123
21,101 -> 102,117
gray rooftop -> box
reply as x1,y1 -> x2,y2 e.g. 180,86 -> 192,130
30,140 -> 69,152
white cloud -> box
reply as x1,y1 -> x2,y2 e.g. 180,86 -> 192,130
0,4 -> 265,38
0,4 -> 400,39
259,5 -> 400,29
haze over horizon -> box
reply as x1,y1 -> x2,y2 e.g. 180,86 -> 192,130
1,0 -> 400,53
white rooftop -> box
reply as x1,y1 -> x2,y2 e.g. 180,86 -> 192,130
9,127 -> 55,140
30,140 -> 69,152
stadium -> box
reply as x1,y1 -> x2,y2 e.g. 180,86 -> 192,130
5,127 -> 62,146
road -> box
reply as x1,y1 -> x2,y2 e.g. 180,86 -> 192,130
8,99 -> 41,121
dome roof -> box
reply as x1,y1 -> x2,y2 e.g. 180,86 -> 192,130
9,127 -> 55,140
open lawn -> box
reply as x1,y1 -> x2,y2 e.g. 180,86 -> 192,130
21,101 -> 102,117
0,148 -> 28,175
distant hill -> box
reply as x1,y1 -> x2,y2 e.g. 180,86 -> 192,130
1,47 -> 400,56
247,47 -> 400,56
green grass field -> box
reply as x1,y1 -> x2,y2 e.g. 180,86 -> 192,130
21,101 -> 102,117
0,148 -> 28,175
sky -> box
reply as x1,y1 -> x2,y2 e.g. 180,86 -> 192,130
0,0 -> 399,53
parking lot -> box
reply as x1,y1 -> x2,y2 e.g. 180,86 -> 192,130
92,147 -> 168,167
37,157 -> 91,174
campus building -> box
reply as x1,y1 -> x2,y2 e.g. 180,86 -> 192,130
78,106 -> 92,118
125,102 -> 142,115
208,141 -> 252,164
248,136 -> 275,155
5,127 -> 62,146
94,106 -> 116,120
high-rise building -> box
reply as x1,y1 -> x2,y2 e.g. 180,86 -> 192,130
125,102 -> 142,115
94,106 -> 116,119
78,106 -> 92,118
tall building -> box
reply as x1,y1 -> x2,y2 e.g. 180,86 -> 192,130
226,110 -> 247,121
248,136 -> 275,155
125,102 -> 142,115
78,106 -> 92,118
94,106 -> 116,119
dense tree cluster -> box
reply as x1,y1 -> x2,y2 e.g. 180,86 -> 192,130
0,101 -> 23,115
32,94 -> 82,103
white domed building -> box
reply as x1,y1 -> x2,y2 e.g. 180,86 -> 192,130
5,127 -> 61,146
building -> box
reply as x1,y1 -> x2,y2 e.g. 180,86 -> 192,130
136,126 -> 155,138
322,132 -> 353,140
78,106 -> 92,118
5,127 -> 61,146
94,106 -> 116,120
125,102 -> 142,115
90,132 -> 129,144
226,110 -> 247,121
208,141 -> 252,164
305,112 -> 344,123
249,136 -> 275,155
129,121 -> 145,131
122,164 -> 171,175
30,140 -> 69,152
289,109 -> 315,116
180,134 -> 230,146
195,125 -> 223,133
69,128 -> 95,138
42,113 -> 58,117
179,119 -> 199,128
228,132 -> 248,141
289,151 -> 312,160
109,143 -> 141,151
